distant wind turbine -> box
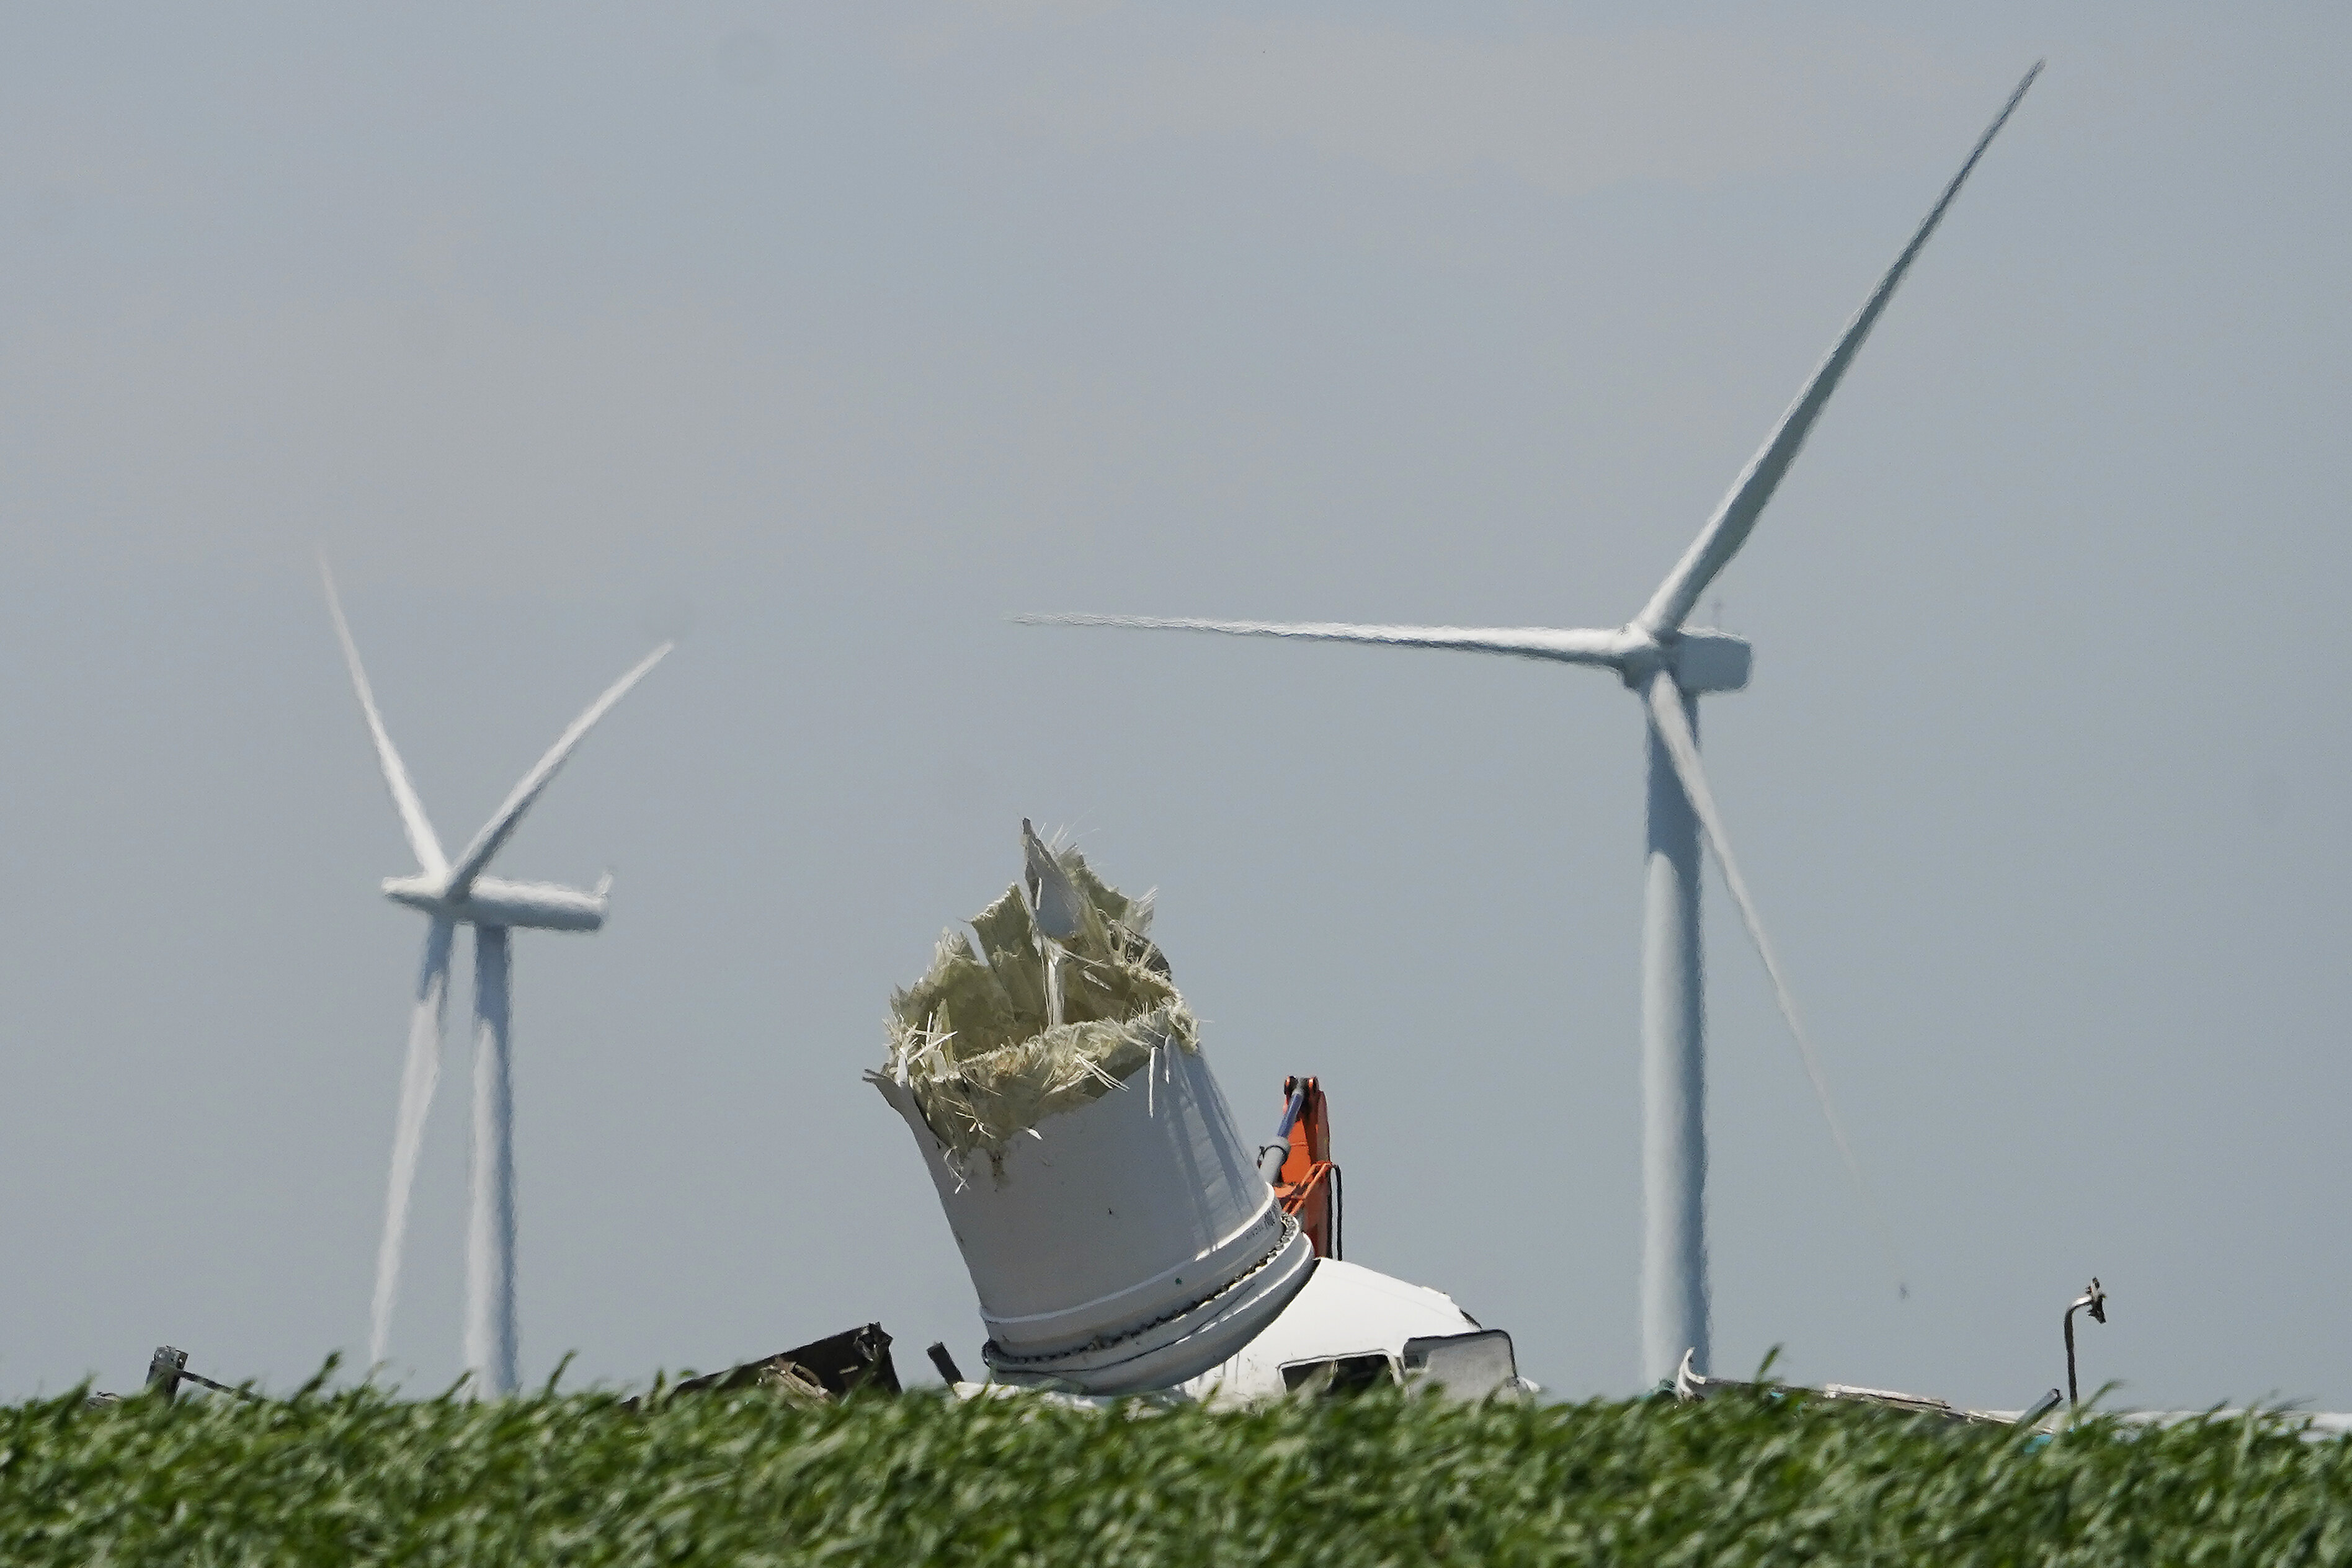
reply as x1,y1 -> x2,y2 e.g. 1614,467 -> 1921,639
1022,66 -> 2041,1385
324,566 -> 669,1396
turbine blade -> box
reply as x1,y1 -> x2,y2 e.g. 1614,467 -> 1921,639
1015,613 -> 1633,668
323,561 -> 448,878
1635,63 -> 2041,636
444,643 -> 672,899
369,917 -> 455,1371
1640,670 -> 1909,1293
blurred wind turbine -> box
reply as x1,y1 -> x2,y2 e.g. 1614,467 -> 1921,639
1022,66 -> 2040,1384
324,566 -> 669,1396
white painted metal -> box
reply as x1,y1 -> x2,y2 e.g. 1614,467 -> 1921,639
323,563 -> 666,1386
1009,615 -> 1641,668
382,873 -> 611,932
326,570 -> 448,881
873,1039 -> 1315,1394
1177,1260 -> 1505,1405
1634,65 -> 2043,638
443,645 -> 671,899
1669,631 -> 1753,695
1020,67 -> 2040,1388
1641,687 -> 1708,1382
1642,669 -> 1888,1299
466,927 -> 518,1397
368,917 -> 453,1370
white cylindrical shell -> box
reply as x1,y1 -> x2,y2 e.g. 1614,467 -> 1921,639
874,1042 -> 1312,1393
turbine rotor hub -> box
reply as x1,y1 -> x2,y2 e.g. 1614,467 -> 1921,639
1614,629 -> 1666,688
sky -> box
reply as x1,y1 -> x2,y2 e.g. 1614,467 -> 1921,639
4,2 -> 2350,1412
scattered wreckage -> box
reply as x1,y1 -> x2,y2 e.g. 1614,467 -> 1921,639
868,822 -> 1537,1405
864,826 -> 2137,1417
101,827 -> 2122,1423
98,1325 -> 904,1410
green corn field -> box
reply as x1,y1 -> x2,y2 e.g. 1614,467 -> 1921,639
6,1378 -> 2350,1565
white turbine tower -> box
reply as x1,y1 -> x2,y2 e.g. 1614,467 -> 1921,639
1024,68 -> 2039,1386
324,568 -> 670,1396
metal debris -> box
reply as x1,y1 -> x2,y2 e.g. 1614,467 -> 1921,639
651,1322 -> 902,1407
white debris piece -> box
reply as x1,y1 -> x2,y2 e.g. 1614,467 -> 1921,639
1178,1260 -> 1531,1405
871,826 -> 1314,1394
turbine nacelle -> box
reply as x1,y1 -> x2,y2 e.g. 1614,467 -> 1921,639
381,873 -> 610,932
1629,628 -> 1752,695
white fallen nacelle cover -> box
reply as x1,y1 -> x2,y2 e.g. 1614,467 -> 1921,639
874,825 -> 1529,1401
1177,1260 -> 1525,1405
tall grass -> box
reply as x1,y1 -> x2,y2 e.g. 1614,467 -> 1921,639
5,1380 -> 2348,1564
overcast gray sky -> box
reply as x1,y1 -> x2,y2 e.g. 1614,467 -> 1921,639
5,3 -> 2349,1411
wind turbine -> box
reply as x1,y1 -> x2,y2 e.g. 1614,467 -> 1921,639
1022,67 -> 2040,1384
324,568 -> 670,1396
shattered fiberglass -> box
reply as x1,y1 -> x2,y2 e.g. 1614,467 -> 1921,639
877,823 -> 1195,1175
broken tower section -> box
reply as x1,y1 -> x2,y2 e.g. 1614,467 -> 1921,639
871,823 -> 1313,1394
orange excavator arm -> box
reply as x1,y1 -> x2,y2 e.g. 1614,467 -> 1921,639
1262,1076 -> 1342,1260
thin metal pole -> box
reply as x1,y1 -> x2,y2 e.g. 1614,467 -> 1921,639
2064,1278 -> 2106,1407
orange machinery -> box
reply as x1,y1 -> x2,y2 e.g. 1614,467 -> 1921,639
1267,1075 -> 1342,1260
